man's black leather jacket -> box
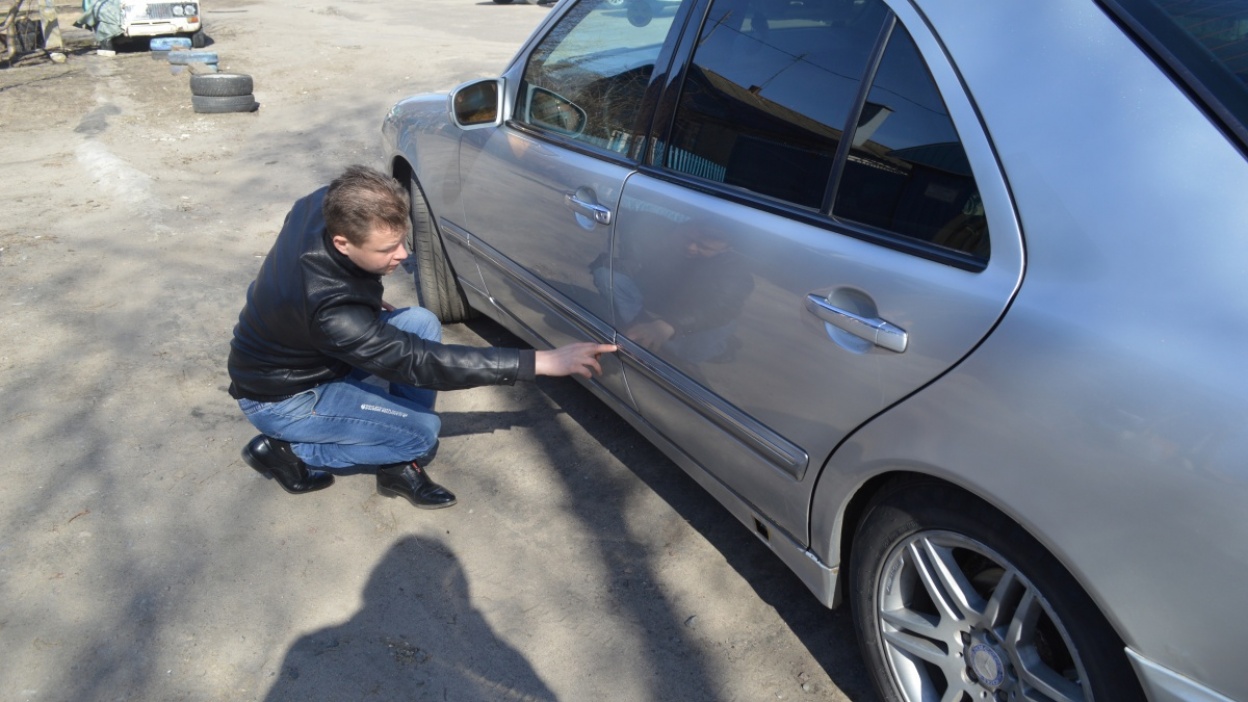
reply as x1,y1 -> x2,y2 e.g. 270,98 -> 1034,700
228,187 -> 534,402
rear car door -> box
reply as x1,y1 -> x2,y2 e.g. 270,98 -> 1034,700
610,0 -> 1024,540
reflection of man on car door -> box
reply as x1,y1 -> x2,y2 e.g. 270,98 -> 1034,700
595,221 -> 754,365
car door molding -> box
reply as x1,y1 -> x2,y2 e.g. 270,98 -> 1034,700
616,338 -> 810,481
469,230 -> 616,344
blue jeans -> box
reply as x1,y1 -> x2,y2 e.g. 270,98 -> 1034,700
237,307 -> 442,469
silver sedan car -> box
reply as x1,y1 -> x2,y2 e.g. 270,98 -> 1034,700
382,0 -> 1248,699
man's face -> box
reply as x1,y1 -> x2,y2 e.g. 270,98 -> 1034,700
332,223 -> 409,276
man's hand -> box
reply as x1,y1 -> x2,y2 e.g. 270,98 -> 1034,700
535,342 -> 618,379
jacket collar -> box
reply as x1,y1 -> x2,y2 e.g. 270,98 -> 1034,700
321,226 -> 380,280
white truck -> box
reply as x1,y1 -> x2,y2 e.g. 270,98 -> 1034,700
80,0 -> 204,49
118,0 -> 203,47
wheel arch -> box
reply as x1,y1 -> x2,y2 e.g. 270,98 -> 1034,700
822,468 -> 1137,667
390,156 -> 414,191
839,472 -> 1146,700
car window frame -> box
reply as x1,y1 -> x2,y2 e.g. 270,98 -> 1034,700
1097,0 -> 1248,157
641,0 -> 996,272
498,0 -> 706,168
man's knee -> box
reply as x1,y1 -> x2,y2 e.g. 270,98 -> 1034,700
387,307 -> 442,342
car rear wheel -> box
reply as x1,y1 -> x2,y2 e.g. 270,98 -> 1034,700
849,479 -> 1145,702
408,177 -> 475,323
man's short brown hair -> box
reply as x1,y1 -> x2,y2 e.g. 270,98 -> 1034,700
323,165 -> 411,246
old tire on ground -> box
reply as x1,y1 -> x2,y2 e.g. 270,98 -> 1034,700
191,94 -> 258,114
408,177 -> 475,323
849,479 -> 1146,702
190,73 -> 253,97
169,50 -> 218,65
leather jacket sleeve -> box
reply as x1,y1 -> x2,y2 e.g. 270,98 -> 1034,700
314,301 -> 527,390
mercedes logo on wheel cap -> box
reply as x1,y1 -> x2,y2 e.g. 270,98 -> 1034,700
969,642 -> 1006,688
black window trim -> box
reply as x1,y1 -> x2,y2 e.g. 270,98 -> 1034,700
1097,0 -> 1248,156
634,160 -> 989,272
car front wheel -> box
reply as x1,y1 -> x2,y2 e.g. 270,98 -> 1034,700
849,479 -> 1145,702
407,176 -> 475,323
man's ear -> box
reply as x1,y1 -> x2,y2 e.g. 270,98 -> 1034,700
331,234 -> 352,256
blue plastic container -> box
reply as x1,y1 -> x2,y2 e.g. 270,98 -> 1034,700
150,36 -> 192,51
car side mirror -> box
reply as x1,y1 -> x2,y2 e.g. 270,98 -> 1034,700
525,86 -> 588,136
451,79 -> 503,129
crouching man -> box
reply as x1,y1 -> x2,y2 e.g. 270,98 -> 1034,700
227,165 -> 615,509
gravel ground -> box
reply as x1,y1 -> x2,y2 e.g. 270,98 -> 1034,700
0,1 -> 874,700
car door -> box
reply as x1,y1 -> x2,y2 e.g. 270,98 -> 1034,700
457,0 -> 690,403
609,0 -> 1024,540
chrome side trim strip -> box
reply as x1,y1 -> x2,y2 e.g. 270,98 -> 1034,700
616,337 -> 810,480
440,220 -> 472,248
469,233 -> 615,343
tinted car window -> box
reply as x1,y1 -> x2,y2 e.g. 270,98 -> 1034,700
517,0 -> 679,155
663,0 -> 890,208
833,23 -> 989,259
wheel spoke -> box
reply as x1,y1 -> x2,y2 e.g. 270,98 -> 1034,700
910,537 -> 986,626
1005,590 -> 1086,702
881,606 -> 942,641
982,569 -> 1025,632
882,626 -> 950,668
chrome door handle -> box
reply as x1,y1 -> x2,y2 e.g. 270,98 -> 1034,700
805,294 -> 908,353
564,192 -> 612,225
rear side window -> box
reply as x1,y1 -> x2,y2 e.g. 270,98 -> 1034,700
664,0 -> 890,208
833,23 -> 989,259
662,0 -> 989,261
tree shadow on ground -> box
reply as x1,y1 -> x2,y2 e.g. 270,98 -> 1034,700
462,317 -> 877,700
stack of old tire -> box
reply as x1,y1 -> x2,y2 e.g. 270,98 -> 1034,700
151,36 -> 258,114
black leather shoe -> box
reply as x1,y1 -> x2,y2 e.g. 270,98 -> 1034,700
376,461 -> 456,509
242,435 -> 334,495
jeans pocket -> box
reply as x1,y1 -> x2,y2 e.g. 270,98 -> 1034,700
273,389 -> 319,420
241,389 -> 319,422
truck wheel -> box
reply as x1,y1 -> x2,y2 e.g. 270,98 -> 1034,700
191,29 -> 206,48
191,94 -> 259,114
408,177 -> 475,322
190,73 -> 253,98
850,479 -> 1146,702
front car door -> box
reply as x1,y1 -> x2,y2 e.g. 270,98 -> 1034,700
610,0 -> 1024,540
457,0 -> 690,404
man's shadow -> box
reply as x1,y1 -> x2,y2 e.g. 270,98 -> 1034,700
263,536 -> 555,701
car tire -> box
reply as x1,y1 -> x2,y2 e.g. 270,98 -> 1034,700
190,73 -> 253,97
849,478 -> 1146,702
169,50 -> 218,65
191,94 -> 259,114
408,177 -> 476,323
191,29 -> 206,48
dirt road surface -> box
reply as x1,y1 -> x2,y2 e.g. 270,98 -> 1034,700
0,1 -> 874,700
